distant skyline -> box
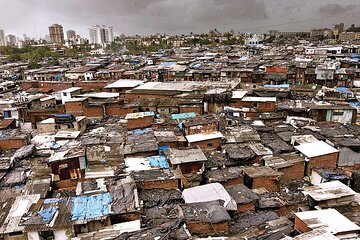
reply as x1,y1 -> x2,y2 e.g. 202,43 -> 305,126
0,0 -> 359,39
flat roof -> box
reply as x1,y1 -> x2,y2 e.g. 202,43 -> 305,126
125,111 -> 155,120
242,97 -> 277,102
39,118 -> 55,124
249,142 -> 273,156
295,141 -> 339,158
182,183 -> 237,211
295,209 -> 360,235
231,90 -> 248,99
125,157 -> 151,172
291,135 -> 319,145
63,97 -> 87,103
134,81 -> 205,92
59,87 -> 81,93
79,92 -> 119,98
243,166 -> 283,178
54,131 -> 81,139
0,194 -> 41,234
40,96 -> 55,102
301,180 -> 356,202
105,80 -> 145,89
165,147 -> 207,165
185,131 -> 224,143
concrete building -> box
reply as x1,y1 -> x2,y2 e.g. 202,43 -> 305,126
66,30 -> 76,40
339,32 -> 360,41
89,25 -> 114,45
0,29 -> 6,46
48,23 -> 65,44
6,34 -> 17,46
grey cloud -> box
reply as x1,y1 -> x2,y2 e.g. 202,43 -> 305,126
0,0 -> 359,38
318,3 -> 357,16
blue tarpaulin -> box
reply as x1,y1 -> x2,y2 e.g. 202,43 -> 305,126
38,207 -> 57,222
147,156 -> 169,169
143,111 -> 155,116
335,87 -> 353,94
44,198 -> 61,204
159,146 -> 170,151
54,74 -> 63,81
264,84 -> 290,88
349,101 -> 360,107
54,114 -> 73,118
160,62 -> 176,67
132,128 -> 152,135
71,193 -> 112,221
171,112 -> 197,120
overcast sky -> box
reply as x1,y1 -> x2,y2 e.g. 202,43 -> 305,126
0,0 -> 359,39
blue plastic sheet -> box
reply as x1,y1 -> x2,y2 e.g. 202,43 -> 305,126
71,193 -> 112,221
132,128 -> 152,135
43,198 -> 61,204
147,156 -> 169,169
171,112 -> 197,120
264,84 -> 290,88
335,87 -> 353,94
38,207 -> 57,222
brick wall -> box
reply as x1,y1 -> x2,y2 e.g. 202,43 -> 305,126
19,81 -> 109,92
127,116 -> 154,130
39,81 -> 73,92
179,106 -> 203,115
184,122 -> 218,135
74,81 -> 109,91
189,138 -> 222,150
125,93 -> 170,102
230,101 -> 252,108
186,221 -> 229,236
135,179 -> 180,190
19,81 -> 35,90
105,105 -> 129,117
0,138 -> 27,151
65,101 -> 84,116
294,215 -> 312,233
276,204 -> 300,218
279,161 -> 305,183
83,105 -> 104,118
307,152 -> 338,175
257,102 -> 276,112
219,177 -> 244,187
251,176 -> 281,192
237,201 -> 256,213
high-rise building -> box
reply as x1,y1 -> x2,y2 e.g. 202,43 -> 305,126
6,34 -> 17,46
0,29 -> 6,46
89,25 -> 114,45
66,30 -> 76,40
45,34 -> 51,42
23,33 -> 30,41
48,24 -> 65,44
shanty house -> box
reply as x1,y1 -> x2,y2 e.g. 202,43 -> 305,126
242,166 -> 283,192
295,141 -> 339,175
164,147 -> 207,175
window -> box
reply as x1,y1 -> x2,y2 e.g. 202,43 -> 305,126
333,111 -> 344,116
207,143 -> 213,147
9,232 -> 23,236
39,231 -> 54,239
253,103 -> 258,107
3,110 -> 11,118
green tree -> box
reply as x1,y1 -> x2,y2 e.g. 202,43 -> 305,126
27,61 -> 41,69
